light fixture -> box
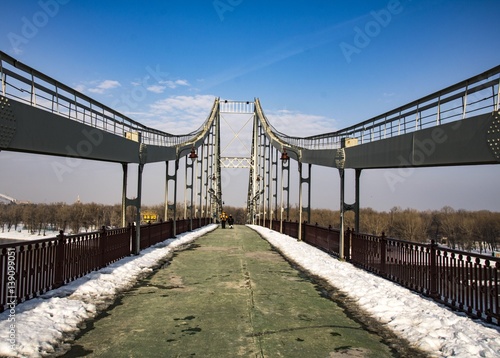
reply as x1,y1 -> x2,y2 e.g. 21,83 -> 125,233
280,149 -> 290,162
188,147 -> 198,161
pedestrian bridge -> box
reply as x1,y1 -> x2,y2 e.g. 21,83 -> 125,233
60,225 -> 425,357
1,52 -> 500,356
1,51 -> 499,259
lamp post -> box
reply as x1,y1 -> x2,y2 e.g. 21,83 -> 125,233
280,148 -> 289,233
188,147 -> 197,230
208,188 -> 218,224
251,189 -> 264,225
255,175 -> 262,225
280,149 -> 290,162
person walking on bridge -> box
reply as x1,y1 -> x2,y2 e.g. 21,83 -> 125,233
220,211 -> 228,229
227,215 -> 234,229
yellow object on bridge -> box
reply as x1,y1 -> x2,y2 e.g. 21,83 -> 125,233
142,212 -> 158,222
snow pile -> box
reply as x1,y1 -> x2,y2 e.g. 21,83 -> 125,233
1,223 -> 499,357
0,227 -> 59,242
248,225 -> 500,358
0,224 -> 218,357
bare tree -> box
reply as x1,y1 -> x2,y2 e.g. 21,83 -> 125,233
391,208 -> 429,242
360,207 -> 389,235
475,211 -> 500,253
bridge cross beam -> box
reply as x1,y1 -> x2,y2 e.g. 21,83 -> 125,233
280,150 -> 290,233
297,162 -> 312,241
184,154 -> 197,232
338,167 -> 362,260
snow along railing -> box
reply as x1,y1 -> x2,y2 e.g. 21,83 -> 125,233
349,230 -> 500,326
0,218 -> 211,313
264,219 -> 500,326
0,51 -> 217,148
258,65 -> 500,150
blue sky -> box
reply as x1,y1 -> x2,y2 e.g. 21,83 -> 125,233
1,0 -> 499,212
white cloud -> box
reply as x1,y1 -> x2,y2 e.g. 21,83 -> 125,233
88,80 -> 121,94
159,79 -> 190,89
147,97 -> 336,139
74,84 -> 86,93
174,79 -> 190,86
146,85 -> 166,94
266,109 -> 337,137
144,79 -> 190,94
148,94 -> 216,134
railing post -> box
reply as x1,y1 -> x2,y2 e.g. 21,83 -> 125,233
54,230 -> 65,288
380,232 -> 387,277
0,54 -> 5,96
345,227 -> 351,261
128,223 -> 134,255
429,240 -> 438,298
147,221 -> 152,248
100,226 -> 107,268
159,219 -> 163,242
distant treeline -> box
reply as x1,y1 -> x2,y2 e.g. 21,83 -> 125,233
0,202 -> 182,236
0,202 -> 498,253
224,205 -> 500,252
295,205 -> 500,253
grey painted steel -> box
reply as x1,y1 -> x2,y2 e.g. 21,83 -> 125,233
259,65 -> 500,151
121,164 -> 128,227
0,50 -> 211,150
3,99 -> 141,162
280,158 -> 290,229
339,169 -> 346,259
255,102 -> 500,170
3,48 -> 497,171
0,48 -> 220,165
220,156 -> 251,168
344,111 -> 500,169
1,50 -> 499,245
253,64 -> 500,170
134,163 -> 144,255
0,94 -> 220,165
251,67 -> 499,254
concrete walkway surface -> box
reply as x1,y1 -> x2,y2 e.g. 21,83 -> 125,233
62,225 -> 424,357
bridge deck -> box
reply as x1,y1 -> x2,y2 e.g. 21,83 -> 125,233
62,226 -> 424,357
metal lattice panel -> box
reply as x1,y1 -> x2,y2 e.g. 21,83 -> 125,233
220,156 -> 251,168
487,111 -> 500,160
0,97 -> 16,148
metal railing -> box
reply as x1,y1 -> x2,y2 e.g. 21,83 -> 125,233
258,65 -> 500,150
0,218 -> 210,312
265,220 -> 500,325
350,230 -> 500,325
0,51 -> 216,148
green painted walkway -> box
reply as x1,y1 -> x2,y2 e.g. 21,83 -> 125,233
63,226 -> 422,357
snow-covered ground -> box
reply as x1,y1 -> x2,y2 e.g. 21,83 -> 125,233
0,227 -> 60,242
249,225 -> 500,357
0,224 -> 499,357
0,224 -> 219,357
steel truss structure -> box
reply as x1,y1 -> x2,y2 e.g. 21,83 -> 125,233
1,50 -> 499,258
